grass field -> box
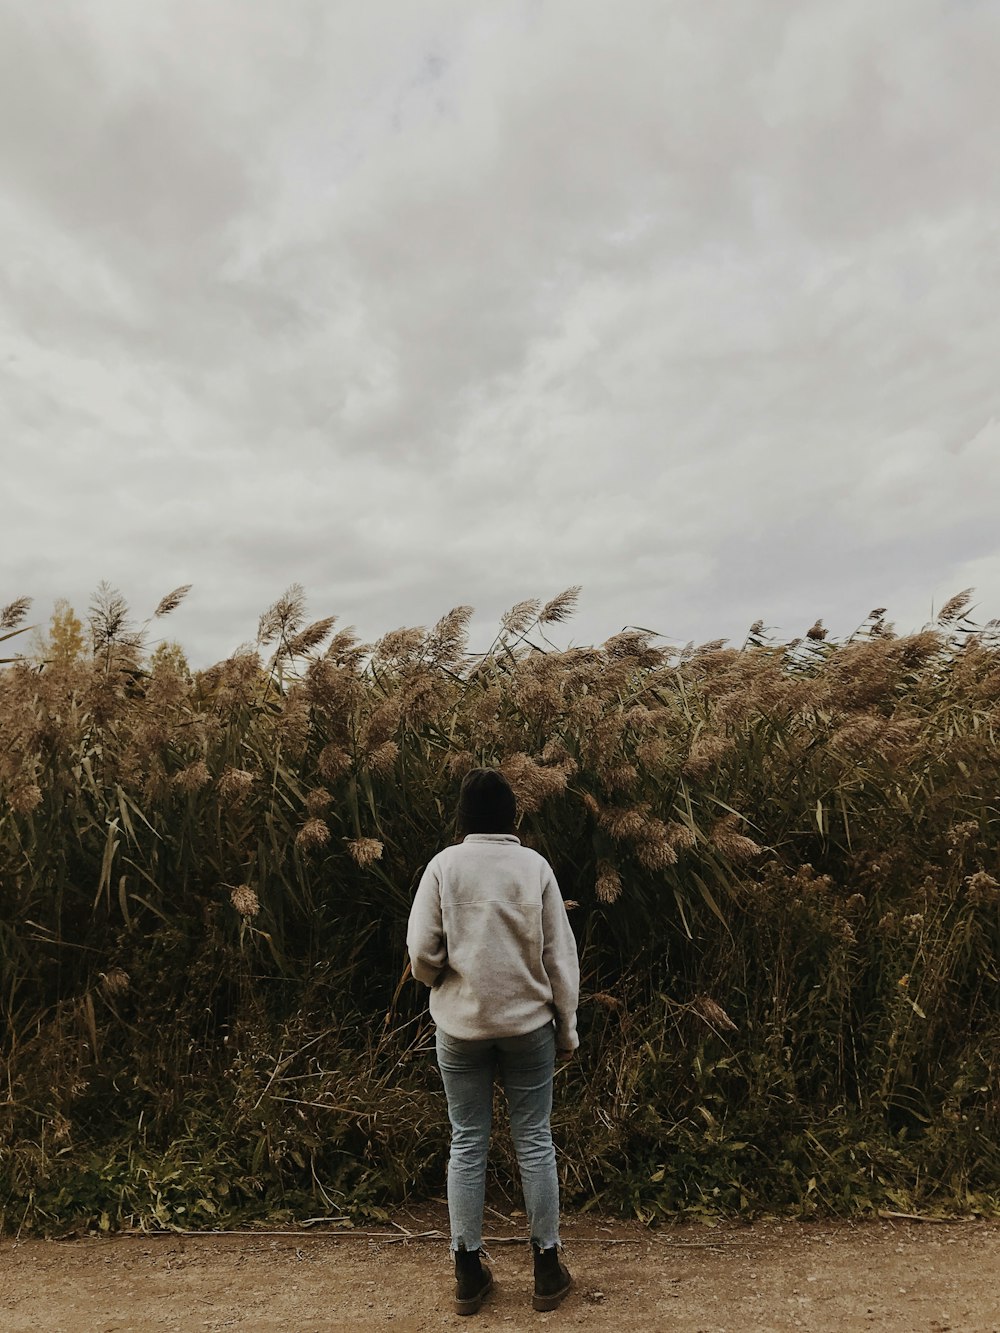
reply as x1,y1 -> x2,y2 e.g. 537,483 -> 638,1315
1,585 -> 998,1234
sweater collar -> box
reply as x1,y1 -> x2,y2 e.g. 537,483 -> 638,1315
462,833 -> 521,844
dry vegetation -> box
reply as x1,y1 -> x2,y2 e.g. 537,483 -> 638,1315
1,584 -> 998,1235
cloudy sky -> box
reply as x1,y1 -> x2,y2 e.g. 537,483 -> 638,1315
3,0 -> 999,664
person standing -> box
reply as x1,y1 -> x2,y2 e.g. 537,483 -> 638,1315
407,767 -> 580,1316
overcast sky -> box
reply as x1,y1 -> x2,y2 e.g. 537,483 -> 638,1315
3,0 -> 999,665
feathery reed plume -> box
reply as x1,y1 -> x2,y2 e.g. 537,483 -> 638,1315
362,699 -> 402,750
666,821 -> 697,853
99,967 -> 131,997
153,585 -> 192,618
540,738 -> 578,778
318,744 -> 351,783
441,750 -> 473,781
937,588 -> 974,625
635,829 -> 678,871
324,627 -> 366,667
539,586 -> 581,625
579,791 -> 601,818
296,818 -> 330,852
173,760 -> 211,794
623,704 -> 653,729
305,787 -> 332,816
501,752 -> 569,813
347,837 -> 384,868
500,599 -> 540,636
284,616 -> 337,659
425,606 -> 473,667
230,884 -> 260,918
9,783 -> 42,814
199,649 -> 264,700
89,582 -> 141,653
217,767 -> 255,804
692,996 -> 738,1032
595,860 -> 622,904
603,631 -> 668,668
367,740 -> 399,776
258,584 -> 306,645
599,806 -> 647,841
829,715 -> 883,754
965,871 -> 1000,905
682,736 -> 731,783
604,762 -> 639,792
1,596 -> 32,629
304,658 -> 360,713
637,736 -> 674,770
708,813 -> 763,861
375,627 -> 425,663
945,820 -> 979,848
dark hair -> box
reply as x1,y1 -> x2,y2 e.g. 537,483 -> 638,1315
457,767 -> 517,836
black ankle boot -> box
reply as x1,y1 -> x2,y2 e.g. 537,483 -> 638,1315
532,1242 -> 572,1311
454,1247 -> 493,1316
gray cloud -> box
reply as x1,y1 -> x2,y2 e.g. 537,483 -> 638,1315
2,0 -> 999,665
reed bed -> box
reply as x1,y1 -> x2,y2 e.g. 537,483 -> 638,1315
1,585 -> 998,1234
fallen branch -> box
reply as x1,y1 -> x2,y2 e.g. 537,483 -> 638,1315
876,1210 -> 973,1225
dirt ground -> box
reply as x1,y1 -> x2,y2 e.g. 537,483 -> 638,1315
2,1208 -> 998,1333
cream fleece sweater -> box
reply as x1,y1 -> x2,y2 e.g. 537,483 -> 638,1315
406,834 -> 580,1050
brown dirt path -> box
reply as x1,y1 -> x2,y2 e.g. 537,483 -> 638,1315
2,1212 -> 998,1332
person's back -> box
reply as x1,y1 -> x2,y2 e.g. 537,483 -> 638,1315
409,833 -> 579,1049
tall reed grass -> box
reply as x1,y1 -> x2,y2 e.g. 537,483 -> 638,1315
1,585 -> 997,1233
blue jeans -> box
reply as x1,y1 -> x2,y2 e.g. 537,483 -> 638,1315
435,1021 -> 560,1253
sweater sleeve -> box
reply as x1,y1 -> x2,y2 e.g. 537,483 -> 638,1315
406,858 -> 447,987
541,867 -> 581,1050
